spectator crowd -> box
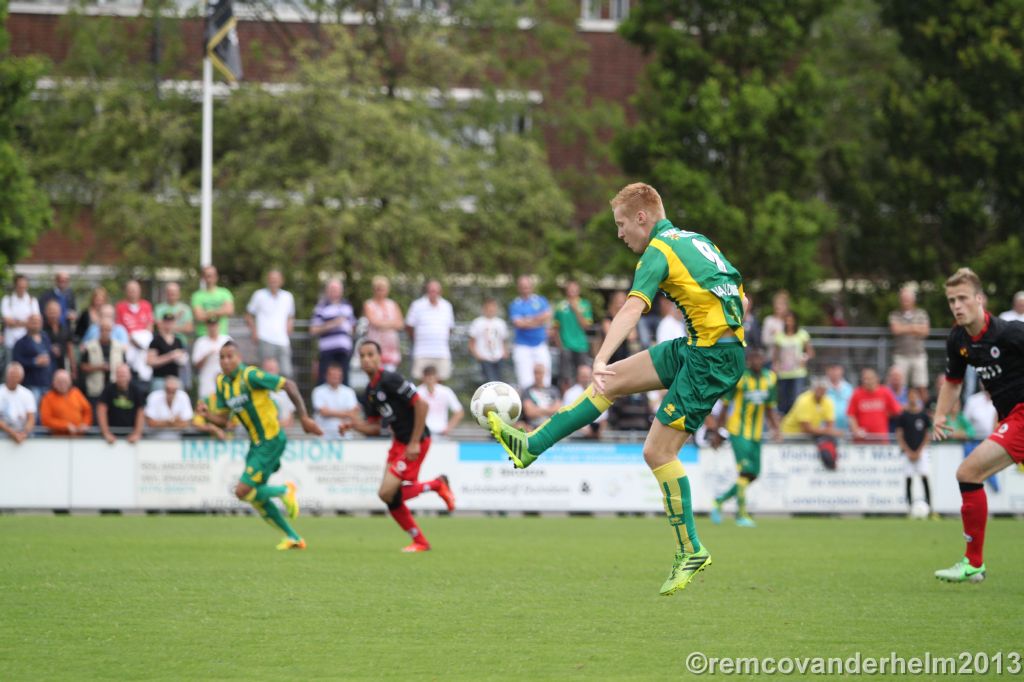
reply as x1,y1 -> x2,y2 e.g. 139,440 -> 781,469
1,269 -> 1019,453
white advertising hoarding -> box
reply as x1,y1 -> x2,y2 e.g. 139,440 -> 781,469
2,437 -> 1024,514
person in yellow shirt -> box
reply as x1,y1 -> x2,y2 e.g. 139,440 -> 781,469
782,377 -> 841,437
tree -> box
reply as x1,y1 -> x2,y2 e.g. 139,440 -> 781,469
614,0 -> 837,320
0,2 -> 51,273
21,4 -> 575,312
874,0 -> 1024,311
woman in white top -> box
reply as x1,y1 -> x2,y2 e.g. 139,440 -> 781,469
363,275 -> 404,371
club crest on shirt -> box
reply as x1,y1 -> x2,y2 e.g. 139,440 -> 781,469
959,347 -> 968,357
991,346 -> 1000,359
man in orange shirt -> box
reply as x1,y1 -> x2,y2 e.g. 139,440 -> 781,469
40,369 -> 93,435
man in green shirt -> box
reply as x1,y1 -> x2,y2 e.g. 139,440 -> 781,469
553,280 -> 594,386
192,265 -> 234,337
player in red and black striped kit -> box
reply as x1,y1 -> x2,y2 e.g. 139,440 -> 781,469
340,340 -> 456,552
933,268 -> 1024,583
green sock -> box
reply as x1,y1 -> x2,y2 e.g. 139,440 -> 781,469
716,484 -> 738,506
252,500 -> 300,540
737,477 -> 749,517
527,385 -> 613,454
253,484 -> 287,502
653,459 -> 701,554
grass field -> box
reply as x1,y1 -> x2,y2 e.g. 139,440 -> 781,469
1,514 -> 1021,680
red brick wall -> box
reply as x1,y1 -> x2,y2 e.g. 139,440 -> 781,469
8,10 -> 646,263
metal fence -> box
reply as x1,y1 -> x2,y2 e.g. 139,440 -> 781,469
230,319 -> 951,403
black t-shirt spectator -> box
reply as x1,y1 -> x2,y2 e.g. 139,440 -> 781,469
44,320 -> 72,372
149,334 -> 184,379
100,382 -> 145,428
895,409 -> 931,451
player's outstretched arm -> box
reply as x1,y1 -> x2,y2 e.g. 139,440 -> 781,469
592,296 -> 645,391
283,379 -> 323,436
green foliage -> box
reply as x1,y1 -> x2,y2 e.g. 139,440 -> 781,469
874,0 -> 1024,308
22,4 -> 575,310
0,3 -> 51,273
615,0 -> 837,320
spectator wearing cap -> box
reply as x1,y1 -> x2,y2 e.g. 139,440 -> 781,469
0,362 -> 36,443
999,291 -> 1024,323
148,312 -> 188,392
192,315 -> 232,398
2,274 -> 40,353
311,279 -> 356,385
38,271 -> 77,327
246,269 -> 296,378
144,375 -> 194,432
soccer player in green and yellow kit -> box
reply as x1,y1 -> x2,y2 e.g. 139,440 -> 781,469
707,347 -> 780,528
196,341 -> 323,550
488,182 -> 746,595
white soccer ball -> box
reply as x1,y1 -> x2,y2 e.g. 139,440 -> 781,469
470,381 -> 522,428
911,499 -> 931,519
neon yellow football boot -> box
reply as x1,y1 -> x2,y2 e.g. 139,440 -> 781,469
487,413 -> 538,469
659,547 -> 712,596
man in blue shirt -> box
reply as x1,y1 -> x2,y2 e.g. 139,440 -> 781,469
509,275 -> 552,389
825,363 -> 853,433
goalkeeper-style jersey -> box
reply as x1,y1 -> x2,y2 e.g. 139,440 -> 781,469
628,219 -> 746,347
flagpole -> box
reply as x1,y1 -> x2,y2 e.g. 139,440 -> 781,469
200,55 -> 213,269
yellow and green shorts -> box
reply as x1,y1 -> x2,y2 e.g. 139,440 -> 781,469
649,337 -> 745,434
240,433 -> 287,487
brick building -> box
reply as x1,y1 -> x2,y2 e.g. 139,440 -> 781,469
7,0 -> 646,271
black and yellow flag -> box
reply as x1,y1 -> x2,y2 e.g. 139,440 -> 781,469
205,0 -> 242,83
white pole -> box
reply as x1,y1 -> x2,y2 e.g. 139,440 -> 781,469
200,56 -> 213,269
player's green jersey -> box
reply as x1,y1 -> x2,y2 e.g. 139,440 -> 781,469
724,368 -> 777,441
213,363 -> 287,445
628,219 -> 745,347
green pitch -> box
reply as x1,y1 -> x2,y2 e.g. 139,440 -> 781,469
1,515 -> 1021,680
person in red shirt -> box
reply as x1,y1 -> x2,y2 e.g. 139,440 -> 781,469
847,367 -> 902,442
115,279 -> 154,334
